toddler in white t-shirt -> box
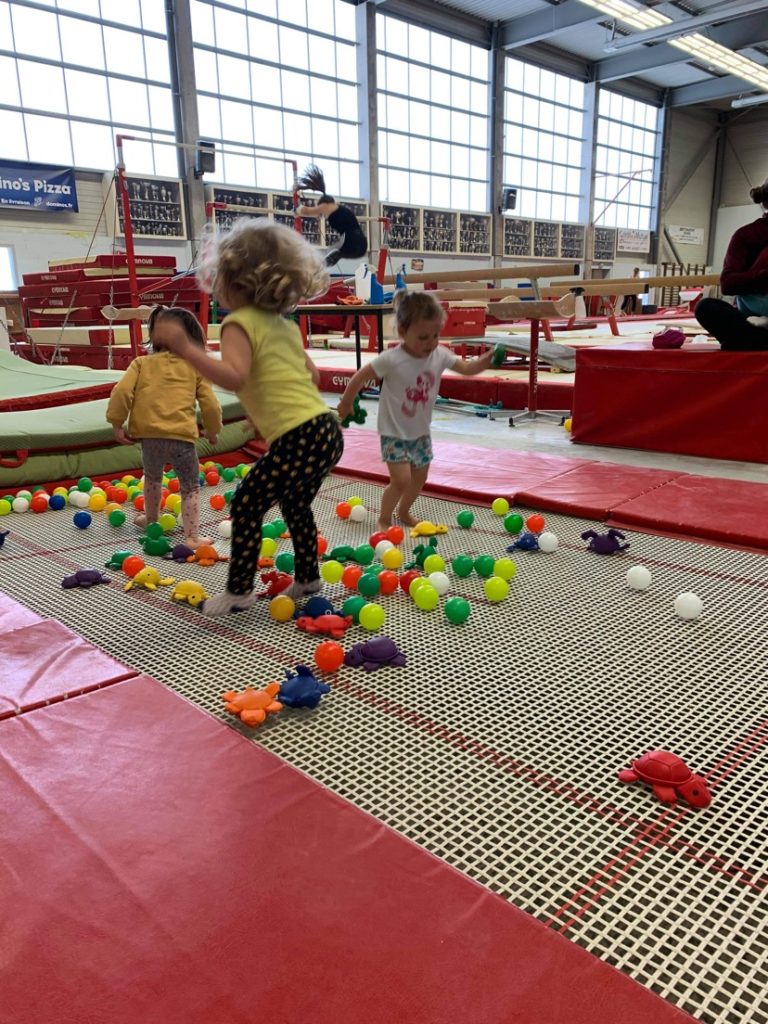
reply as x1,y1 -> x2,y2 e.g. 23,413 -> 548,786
337,290 -> 494,528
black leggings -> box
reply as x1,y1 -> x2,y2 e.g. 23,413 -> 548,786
227,413 -> 344,594
325,230 -> 368,267
695,297 -> 768,351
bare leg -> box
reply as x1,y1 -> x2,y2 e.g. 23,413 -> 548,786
181,489 -> 212,547
138,474 -> 162,529
396,465 -> 430,526
378,462 -> 410,529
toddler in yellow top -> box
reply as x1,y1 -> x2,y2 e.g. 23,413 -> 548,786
152,219 -> 344,617
106,305 -> 222,548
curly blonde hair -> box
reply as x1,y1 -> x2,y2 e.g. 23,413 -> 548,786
197,218 -> 330,314
393,290 -> 446,333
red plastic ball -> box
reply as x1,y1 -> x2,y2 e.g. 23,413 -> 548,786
30,494 -> 49,513
342,565 -> 364,590
526,513 -> 546,534
133,495 -> 145,512
336,501 -> 352,519
368,531 -> 388,548
168,478 -> 180,493
386,525 -> 404,544
112,487 -> 128,504
314,641 -> 344,674
400,570 -> 422,594
378,570 -> 399,595
205,470 -> 220,486
122,555 -> 145,578
210,494 -> 226,511
317,535 -> 328,556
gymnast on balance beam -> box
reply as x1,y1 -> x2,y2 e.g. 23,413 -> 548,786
295,163 -> 368,268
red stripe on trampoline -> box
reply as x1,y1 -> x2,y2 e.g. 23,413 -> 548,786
705,720 -> 768,789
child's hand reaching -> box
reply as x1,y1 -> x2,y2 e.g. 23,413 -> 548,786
113,426 -> 133,445
336,398 -> 353,424
151,316 -> 192,355
206,432 -> 218,446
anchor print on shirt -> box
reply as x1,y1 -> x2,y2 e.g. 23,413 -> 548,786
402,371 -> 435,417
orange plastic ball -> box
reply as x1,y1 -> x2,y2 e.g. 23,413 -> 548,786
168,478 -> 180,493
112,487 -> 128,504
317,535 -> 328,556
378,570 -> 399,595
314,641 -> 344,673
205,470 -> 220,486
526,513 -> 546,534
122,555 -> 145,578
342,565 -> 364,590
133,495 -> 145,512
336,501 -> 352,520
30,494 -> 49,513
210,494 -> 227,511
386,525 -> 404,544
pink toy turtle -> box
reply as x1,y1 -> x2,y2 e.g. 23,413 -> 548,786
618,750 -> 711,807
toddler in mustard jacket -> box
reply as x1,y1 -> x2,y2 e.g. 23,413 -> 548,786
106,306 -> 222,547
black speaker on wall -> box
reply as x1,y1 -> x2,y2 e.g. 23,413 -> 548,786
502,187 -> 518,211
194,139 -> 216,178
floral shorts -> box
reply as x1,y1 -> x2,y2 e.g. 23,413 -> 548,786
380,434 -> 433,469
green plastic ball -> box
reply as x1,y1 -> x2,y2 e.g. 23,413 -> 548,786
145,522 -> 164,539
108,509 -> 126,527
363,564 -> 385,576
222,467 -> 236,482
271,519 -> 287,536
451,554 -> 474,577
359,602 -> 385,631
456,510 -> 474,529
474,555 -> 496,578
414,583 -> 439,611
484,576 -> 509,603
492,557 -> 516,581
347,496 -> 363,507
504,513 -> 524,535
224,490 -> 235,505
275,552 -> 295,574
354,544 -> 374,566
357,573 -> 381,598
342,595 -> 367,623
261,522 -> 278,539
77,477 -> 92,492
491,497 -> 510,516
445,597 -> 471,624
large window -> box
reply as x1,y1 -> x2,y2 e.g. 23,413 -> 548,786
191,0 -> 361,195
594,90 -> 660,230
503,58 -> 585,223
0,0 -> 176,177
377,14 -> 490,212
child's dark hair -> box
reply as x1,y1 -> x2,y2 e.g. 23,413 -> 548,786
392,290 -> 446,333
749,179 -> 768,207
296,163 -> 334,205
147,305 -> 206,351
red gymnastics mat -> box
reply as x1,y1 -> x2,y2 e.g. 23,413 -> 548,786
0,674 -> 696,1024
0,615 -> 136,720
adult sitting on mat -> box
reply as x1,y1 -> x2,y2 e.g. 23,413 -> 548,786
296,163 -> 368,268
695,177 -> 768,350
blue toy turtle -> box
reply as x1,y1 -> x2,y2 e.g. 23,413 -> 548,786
278,665 -> 331,709
507,531 -> 539,552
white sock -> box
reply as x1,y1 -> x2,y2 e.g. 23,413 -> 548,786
282,579 -> 322,601
200,589 -> 257,617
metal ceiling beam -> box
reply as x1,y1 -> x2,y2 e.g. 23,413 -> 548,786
668,73 -> 763,105
500,1 -> 596,49
374,0 -> 491,48
602,0 -> 768,52
596,14 -> 768,82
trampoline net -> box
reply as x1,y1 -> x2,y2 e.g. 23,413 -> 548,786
1,472 -> 766,1024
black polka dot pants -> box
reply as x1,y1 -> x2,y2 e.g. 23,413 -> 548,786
227,413 -> 344,595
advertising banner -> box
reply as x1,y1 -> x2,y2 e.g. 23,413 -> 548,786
0,160 -> 78,212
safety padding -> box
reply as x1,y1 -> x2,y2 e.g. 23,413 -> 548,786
0,592 -> 43,633
0,617 -> 135,719
517,463 -> 683,519
609,473 -> 768,549
0,675 -> 696,1024
572,343 -> 768,463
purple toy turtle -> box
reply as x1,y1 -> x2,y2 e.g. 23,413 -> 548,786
0,528 -> 9,550
581,528 -> 629,554
166,542 -> 196,563
618,750 -> 711,808
278,665 -> 331,709
507,531 -> 539,552
344,636 -> 406,672
62,568 -> 110,589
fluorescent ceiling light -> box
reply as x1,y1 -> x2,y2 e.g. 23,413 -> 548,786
577,0 -> 768,93
603,0 -> 768,51
731,93 -> 768,107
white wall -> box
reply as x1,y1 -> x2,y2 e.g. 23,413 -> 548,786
720,110 -> 768,207
659,108 -> 718,268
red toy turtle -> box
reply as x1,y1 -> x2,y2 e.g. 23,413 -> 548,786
618,750 -> 711,807
296,613 -> 353,639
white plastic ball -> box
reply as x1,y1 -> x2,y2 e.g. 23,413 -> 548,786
674,592 -> 703,620
69,491 -> 89,508
427,571 -> 450,595
626,565 -> 652,591
12,496 -> 30,513
374,539 -> 394,558
537,531 -> 559,553
16,489 -> 32,500
217,519 -> 232,539
349,504 -> 367,522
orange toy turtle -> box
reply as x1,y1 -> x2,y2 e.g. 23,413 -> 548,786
186,544 -> 229,567
222,682 -> 283,727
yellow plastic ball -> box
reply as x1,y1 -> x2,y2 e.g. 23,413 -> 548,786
88,492 -> 107,512
121,475 -> 134,485
260,537 -> 278,558
409,577 -> 428,598
422,554 -> 445,575
0,499 -> 12,517
159,512 -> 177,533
564,417 -> 573,432
484,576 -> 509,603
347,496 -> 363,507
53,487 -> 69,499
359,602 -> 385,631
165,494 -> 182,513
104,502 -> 121,515
381,548 -> 403,570
414,583 -> 440,611
492,557 -> 517,581
269,595 -> 296,622
491,497 -> 510,516
320,559 -> 344,584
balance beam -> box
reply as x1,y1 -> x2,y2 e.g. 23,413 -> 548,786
381,262 -> 580,286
